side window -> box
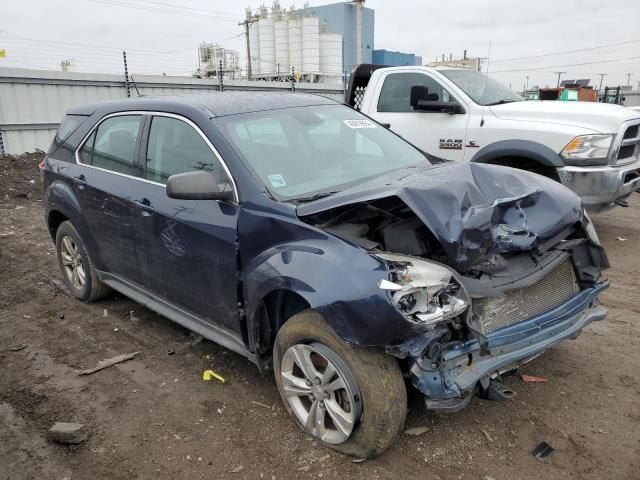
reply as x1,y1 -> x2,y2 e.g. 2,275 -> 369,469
145,116 -> 229,185
80,115 -> 142,176
377,73 -> 451,112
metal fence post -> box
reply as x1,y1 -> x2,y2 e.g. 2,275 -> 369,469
290,67 -> 296,92
219,60 -> 224,92
0,129 -> 5,156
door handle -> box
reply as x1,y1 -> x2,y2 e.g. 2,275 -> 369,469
73,175 -> 87,186
134,198 -> 154,215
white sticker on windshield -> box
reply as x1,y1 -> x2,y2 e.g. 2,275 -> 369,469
268,174 -> 287,188
343,119 -> 377,129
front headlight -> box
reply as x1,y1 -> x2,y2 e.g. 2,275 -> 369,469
561,134 -> 613,166
583,210 -> 601,245
376,253 -> 469,326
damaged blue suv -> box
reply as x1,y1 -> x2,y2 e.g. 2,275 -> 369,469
43,92 -> 609,458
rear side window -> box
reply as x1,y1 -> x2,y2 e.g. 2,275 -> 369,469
79,115 -> 142,176
55,114 -> 89,144
377,73 -> 451,112
145,116 -> 229,185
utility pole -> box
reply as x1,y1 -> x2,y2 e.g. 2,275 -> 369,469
122,50 -> 130,98
218,60 -> 224,92
239,8 -> 259,80
525,75 -> 529,95
554,71 -> 565,88
290,66 -> 296,92
597,73 -> 606,93
637,80 -> 640,91
626,73 -> 632,86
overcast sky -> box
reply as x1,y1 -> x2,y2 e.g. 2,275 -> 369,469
2,0 -> 639,91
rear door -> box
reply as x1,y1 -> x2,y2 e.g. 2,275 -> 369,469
74,113 -> 144,283
131,113 -> 240,334
371,70 -> 470,161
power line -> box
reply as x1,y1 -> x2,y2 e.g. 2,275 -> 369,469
492,39 -> 640,63
491,55 -> 640,73
87,0 -> 241,21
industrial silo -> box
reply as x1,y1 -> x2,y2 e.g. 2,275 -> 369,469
319,32 -> 343,78
248,20 -> 261,76
302,16 -> 320,74
258,16 -> 275,75
274,17 -> 289,75
288,16 -> 303,73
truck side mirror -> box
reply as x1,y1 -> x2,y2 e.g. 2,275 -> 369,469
410,85 -> 465,114
166,170 -> 234,201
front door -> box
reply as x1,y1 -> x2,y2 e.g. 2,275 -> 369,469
131,114 -> 240,334
371,71 -> 470,161
74,114 -> 144,283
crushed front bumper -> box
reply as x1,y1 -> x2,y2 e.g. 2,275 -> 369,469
410,282 -> 608,412
557,158 -> 640,212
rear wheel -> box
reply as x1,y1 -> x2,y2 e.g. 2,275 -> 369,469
55,221 -> 111,302
274,310 -> 407,458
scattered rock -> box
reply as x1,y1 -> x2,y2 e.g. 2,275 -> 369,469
8,343 -> 27,352
230,465 -> 244,473
48,422 -> 88,444
480,428 -> 493,443
296,465 -> 310,472
405,426 -> 428,436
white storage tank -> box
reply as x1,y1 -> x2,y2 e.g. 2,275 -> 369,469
302,16 -> 320,74
288,17 -> 303,73
319,32 -> 343,76
248,21 -> 261,75
274,18 -> 289,74
258,17 -> 275,75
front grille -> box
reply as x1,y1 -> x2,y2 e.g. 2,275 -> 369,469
617,122 -> 640,164
618,144 -> 636,160
623,125 -> 638,140
476,258 -> 579,334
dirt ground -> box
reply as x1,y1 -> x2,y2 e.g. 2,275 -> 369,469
1,153 -> 639,480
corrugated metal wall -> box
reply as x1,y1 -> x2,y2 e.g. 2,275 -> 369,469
0,67 -> 344,154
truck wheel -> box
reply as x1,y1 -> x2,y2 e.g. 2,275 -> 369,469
55,221 -> 111,302
273,310 -> 407,458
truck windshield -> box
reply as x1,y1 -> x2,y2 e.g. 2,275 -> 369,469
215,105 -> 428,201
440,69 -> 523,106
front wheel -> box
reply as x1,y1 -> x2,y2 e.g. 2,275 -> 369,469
273,310 -> 407,458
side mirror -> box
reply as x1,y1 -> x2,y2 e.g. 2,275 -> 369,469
414,99 -> 465,114
410,85 -> 465,114
166,170 -> 234,201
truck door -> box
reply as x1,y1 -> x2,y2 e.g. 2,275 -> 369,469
370,71 -> 470,161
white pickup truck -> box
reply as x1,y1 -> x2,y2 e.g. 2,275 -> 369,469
346,64 -> 640,211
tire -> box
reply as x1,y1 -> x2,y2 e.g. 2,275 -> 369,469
55,221 -> 111,302
273,309 -> 407,459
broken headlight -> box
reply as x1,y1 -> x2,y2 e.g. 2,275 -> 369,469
376,253 -> 469,325
583,210 -> 601,245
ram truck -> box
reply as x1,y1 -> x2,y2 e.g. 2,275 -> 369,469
347,64 -> 640,211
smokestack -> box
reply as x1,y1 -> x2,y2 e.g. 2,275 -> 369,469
355,0 -> 364,65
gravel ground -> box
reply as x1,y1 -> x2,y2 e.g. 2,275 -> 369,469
1,153 -> 639,480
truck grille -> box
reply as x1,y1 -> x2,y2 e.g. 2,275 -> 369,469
616,122 -> 640,163
476,258 -> 579,334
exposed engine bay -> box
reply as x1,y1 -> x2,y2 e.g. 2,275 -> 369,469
300,195 -> 608,352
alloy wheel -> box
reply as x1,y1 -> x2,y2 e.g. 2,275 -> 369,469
60,235 -> 86,290
280,343 -> 362,444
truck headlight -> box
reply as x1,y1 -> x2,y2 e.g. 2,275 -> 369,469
376,253 -> 469,326
561,134 -> 613,166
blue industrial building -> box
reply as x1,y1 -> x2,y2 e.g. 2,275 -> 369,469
373,49 -> 422,67
301,2 -> 375,75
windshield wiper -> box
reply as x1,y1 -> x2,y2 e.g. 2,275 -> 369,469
485,99 -> 519,106
292,191 -> 340,203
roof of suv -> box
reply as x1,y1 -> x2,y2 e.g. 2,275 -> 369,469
67,91 -> 340,118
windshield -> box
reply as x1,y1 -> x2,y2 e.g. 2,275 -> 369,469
215,105 -> 428,201
440,69 -> 523,106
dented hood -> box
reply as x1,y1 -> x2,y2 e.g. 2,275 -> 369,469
297,163 -> 583,270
